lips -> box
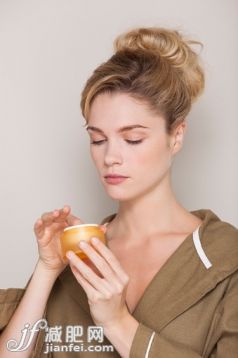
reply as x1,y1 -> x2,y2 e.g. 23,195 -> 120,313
104,174 -> 128,178
104,176 -> 128,185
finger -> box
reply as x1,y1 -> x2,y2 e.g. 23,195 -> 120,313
66,214 -> 82,226
40,210 -> 60,224
51,205 -> 71,223
78,240 -> 118,283
90,237 -> 129,284
83,258 -> 104,278
34,219 -> 44,236
36,221 -> 66,241
99,224 -> 107,234
70,263 -> 99,298
40,205 -> 70,226
66,251 -> 109,293
54,205 -> 71,226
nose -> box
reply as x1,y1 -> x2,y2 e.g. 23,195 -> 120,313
104,140 -> 123,166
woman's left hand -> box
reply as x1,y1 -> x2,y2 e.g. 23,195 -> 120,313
66,236 -> 130,328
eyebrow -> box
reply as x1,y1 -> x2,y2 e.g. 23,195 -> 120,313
86,124 -> 150,134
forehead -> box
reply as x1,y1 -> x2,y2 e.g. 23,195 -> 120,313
87,92 -> 165,132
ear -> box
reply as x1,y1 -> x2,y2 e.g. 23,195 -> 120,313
169,120 -> 187,155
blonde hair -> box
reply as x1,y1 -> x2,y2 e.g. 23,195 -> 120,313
80,26 -> 205,133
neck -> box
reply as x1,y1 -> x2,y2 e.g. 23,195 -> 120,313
109,174 -> 201,243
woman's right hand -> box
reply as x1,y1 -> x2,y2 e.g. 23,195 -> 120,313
33,205 -> 82,274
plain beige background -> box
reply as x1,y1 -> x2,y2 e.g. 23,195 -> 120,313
0,0 -> 237,288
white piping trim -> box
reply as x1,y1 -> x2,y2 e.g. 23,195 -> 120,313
145,331 -> 155,358
192,226 -> 212,269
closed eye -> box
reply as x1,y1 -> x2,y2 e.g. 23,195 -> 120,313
90,139 -> 143,145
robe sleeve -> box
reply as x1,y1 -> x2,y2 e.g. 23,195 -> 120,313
0,274 -> 33,334
0,288 -> 26,334
0,275 -> 48,358
129,270 -> 238,358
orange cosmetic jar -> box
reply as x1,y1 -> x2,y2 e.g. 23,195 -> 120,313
60,224 -> 106,260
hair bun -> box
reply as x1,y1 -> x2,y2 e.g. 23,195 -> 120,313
113,27 -> 204,103
114,27 -> 202,67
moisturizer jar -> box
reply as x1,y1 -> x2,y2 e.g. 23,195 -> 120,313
60,224 -> 106,260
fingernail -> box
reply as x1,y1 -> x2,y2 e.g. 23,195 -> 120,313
79,241 -> 87,248
91,237 -> 99,244
66,251 -> 74,259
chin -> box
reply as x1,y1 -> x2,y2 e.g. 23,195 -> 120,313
105,190 -> 128,200
104,186 -> 139,202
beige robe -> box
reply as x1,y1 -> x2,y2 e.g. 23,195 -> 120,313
0,209 -> 238,357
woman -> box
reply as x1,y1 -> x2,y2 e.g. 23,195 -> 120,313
0,27 -> 237,357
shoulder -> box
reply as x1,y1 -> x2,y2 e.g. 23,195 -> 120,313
192,208 -> 237,242
195,209 -> 238,274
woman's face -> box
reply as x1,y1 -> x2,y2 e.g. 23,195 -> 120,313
86,92 -> 185,201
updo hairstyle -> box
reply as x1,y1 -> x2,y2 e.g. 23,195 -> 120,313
80,27 -> 205,134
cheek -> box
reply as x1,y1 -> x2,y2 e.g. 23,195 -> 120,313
89,147 -> 103,174
132,139 -> 170,169
90,147 -> 100,165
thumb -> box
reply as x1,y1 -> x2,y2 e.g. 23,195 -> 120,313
99,224 -> 108,234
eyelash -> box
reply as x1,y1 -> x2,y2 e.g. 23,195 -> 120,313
90,139 -> 143,145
